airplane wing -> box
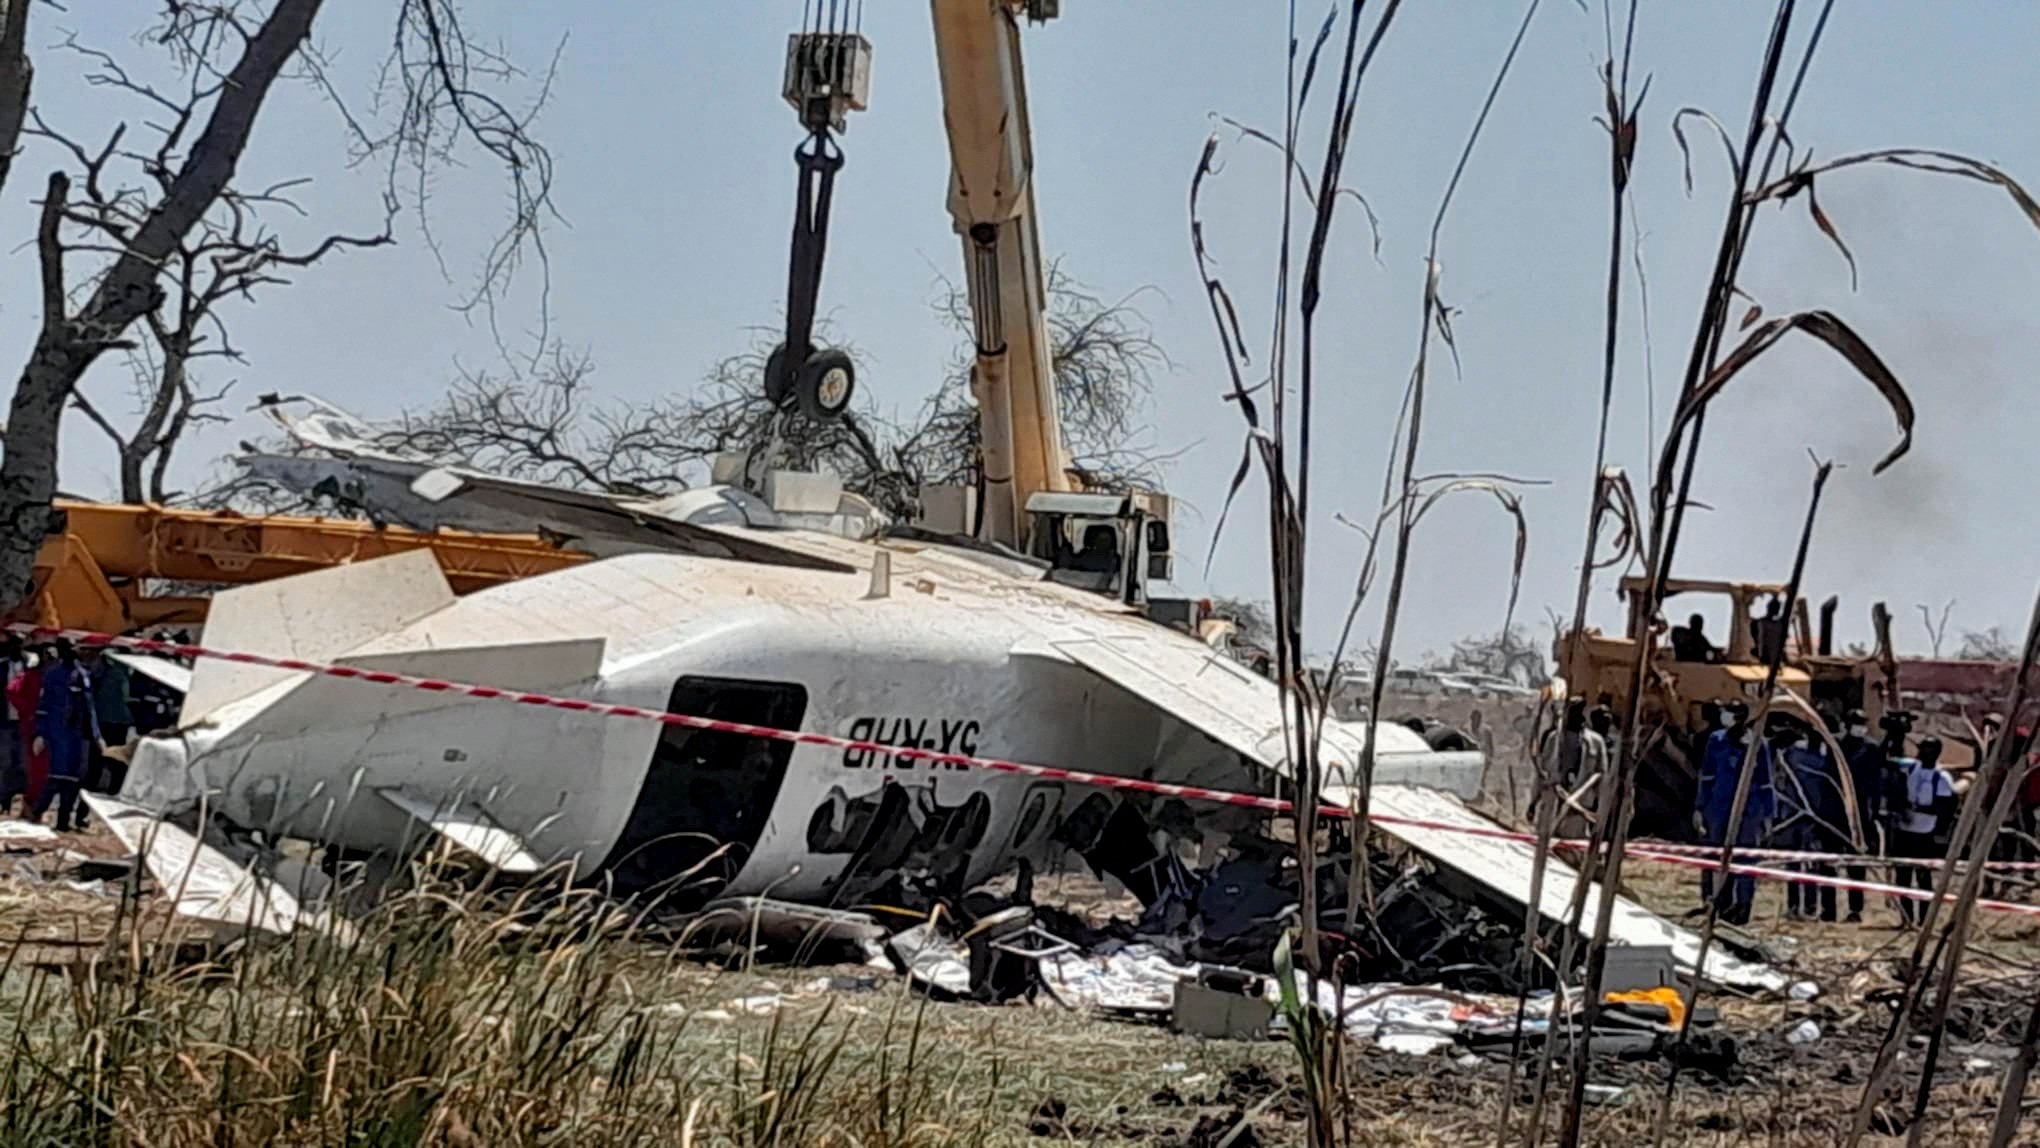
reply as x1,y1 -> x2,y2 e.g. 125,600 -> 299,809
1016,634 -> 1466,790
1330,782 -> 1785,992
238,452 -> 855,573
1016,632 -> 1780,992
378,788 -> 549,874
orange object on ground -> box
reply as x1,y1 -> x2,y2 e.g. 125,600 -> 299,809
1603,985 -> 1687,1029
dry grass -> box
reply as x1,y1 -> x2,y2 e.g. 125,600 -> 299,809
0,821 -> 2032,1146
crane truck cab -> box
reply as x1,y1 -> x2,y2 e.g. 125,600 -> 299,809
1023,490 -> 1173,605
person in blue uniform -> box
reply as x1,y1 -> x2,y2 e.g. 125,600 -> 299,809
1695,700 -> 1774,924
30,641 -> 100,833
1777,723 -> 1843,922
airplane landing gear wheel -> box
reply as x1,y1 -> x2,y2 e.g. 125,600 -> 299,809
764,343 -> 793,409
796,347 -> 856,420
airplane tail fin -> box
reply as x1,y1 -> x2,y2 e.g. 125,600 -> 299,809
181,549 -> 456,724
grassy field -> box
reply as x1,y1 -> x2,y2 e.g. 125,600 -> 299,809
0,819 -> 2034,1146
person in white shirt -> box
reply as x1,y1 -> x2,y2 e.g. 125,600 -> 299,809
1891,736 -> 1957,927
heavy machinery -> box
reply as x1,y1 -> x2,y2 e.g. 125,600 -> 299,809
775,0 -> 1177,604
10,500 -> 590,637
1555,575 -> 2031,833
1557,577 -> 1859,836
1559,577 -> 1825,733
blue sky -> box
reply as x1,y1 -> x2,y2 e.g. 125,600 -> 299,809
7,2 -> 2039,659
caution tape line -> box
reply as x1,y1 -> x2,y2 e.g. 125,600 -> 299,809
22,626 -> 2040,900
1627,847 -> 2040,919
1582,837 -> 2040,872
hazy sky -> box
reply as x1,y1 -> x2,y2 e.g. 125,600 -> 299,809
7,2 -> 2038,660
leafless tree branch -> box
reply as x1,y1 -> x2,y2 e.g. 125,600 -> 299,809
0,0 -> 552,606
222,268 -> 1173,525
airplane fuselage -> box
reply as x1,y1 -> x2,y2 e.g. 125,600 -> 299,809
130,544 -> 1283,907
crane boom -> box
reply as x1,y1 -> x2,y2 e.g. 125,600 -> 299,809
930,0 -> 1071,550
11,500 -> 589,636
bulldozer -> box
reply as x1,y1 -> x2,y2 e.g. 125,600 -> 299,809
1555,575 -> 1907,837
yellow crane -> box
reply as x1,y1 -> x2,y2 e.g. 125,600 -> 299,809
10,500 -> 590,636
780,1 -> 1178,601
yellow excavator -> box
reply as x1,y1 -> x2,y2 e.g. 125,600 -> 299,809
10,500 -> 590,637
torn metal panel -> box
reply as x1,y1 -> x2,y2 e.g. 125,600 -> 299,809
183,548 -> 455,724
84,793 -> 311,936
1348,783 -> 1785,993
378,788 -> 549,874
241,453 -> 858,572
111,652 -> 191,695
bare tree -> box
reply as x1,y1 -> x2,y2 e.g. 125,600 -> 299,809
931,260 -> 1170,492
35,28 -> 400,505
369,346 -> 698,496
1958,625 -> 2018,662
1920,598 -> 1957,657
228,265 -> 1171,523
71,344 -> 235,505
1429,625 -> 1551,687
0,0 -> 553,607
0,0 -> 28,198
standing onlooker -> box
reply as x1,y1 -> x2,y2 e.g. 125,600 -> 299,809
82,646 -> 131,796
1892,736 -> 1957,927
30,641 -> 100,833
1836,709 -> 1885,922
1697,701 -> 1772,925
0,636 -> 24,815
1750,597 -> 1789,665
1541,698 -> 1606,841
1778,724 -> 1841,922
8,649 -> 49,815
1588,704 -> 1621,774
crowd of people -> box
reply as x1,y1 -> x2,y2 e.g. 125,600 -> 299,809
1544,686 -> 2031,929
0,633 -> 182,833
1688,701 -> 1969,927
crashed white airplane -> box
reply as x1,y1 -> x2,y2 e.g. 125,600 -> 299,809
123,537 -> 1479,911
105,465 -> 1778,991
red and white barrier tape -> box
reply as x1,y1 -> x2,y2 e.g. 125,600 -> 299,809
20,625 -> 2040,906
1592,837 -> 2040,872
1628,847 -> 2040,920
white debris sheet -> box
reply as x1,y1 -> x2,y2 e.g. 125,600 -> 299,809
1042,945 -> 1202,1011
0,821 -> 57,844
1041,944 -> 1540,1055
1334,783 -> 1787,993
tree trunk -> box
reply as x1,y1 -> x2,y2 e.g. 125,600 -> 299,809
0,0 -> 324,608
1,353 -> 78,595
0,0 -> 33,199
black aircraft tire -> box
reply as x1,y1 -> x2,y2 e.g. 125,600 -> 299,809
796,347 -> 856,421
764,343 -> 792,408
